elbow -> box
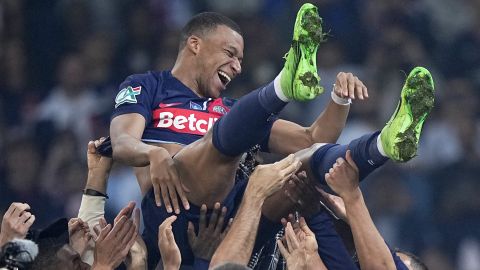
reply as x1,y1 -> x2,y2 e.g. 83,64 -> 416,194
110,137 -> 124,161
111,143 -> 121,160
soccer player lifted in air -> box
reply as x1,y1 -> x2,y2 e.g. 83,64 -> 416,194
105,3 -> 435,268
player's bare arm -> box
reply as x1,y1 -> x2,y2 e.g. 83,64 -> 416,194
210,155 -> 301,267
268,72 -> 368,155
110,113 -> 190,213
325,150 -> 396,270
110,113 -> 156,166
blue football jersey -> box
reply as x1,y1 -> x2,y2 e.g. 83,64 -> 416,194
112,70 -> 235,146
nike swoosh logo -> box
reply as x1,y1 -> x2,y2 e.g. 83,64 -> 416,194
158,102 -> 182,108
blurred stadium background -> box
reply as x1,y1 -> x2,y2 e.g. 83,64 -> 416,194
1,0 -> 479,269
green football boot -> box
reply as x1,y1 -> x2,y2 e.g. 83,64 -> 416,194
280,3 -> 326,101
380,67 -> 435,162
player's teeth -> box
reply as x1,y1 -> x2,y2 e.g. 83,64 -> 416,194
218,71 -> 231,83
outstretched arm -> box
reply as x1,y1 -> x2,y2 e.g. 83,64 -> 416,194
210,155 -> 301,268
269,72 -> 368,155
278,218 -> 327,270
110,114 -> 189,213
325,150 -> 396,270
110,113 -> 166,167
78,138 -> 113,266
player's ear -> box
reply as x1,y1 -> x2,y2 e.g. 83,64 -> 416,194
186,35 -> 201,55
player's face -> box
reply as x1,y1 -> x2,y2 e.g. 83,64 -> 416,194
197,25 -> 244,98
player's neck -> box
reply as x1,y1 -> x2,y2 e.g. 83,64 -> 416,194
171,63 -> 203,97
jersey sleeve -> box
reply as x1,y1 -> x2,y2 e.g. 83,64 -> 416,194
111,74 -> 157,124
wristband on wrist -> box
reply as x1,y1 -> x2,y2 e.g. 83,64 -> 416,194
83,188 -> 109,199
331,84 -> 352,105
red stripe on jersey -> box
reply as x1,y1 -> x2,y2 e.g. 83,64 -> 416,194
152,108 -> 221,136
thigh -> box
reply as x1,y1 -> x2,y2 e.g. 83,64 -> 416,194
173,131 -> 242,207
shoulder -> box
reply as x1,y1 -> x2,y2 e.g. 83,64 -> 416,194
121,70 -> 164,89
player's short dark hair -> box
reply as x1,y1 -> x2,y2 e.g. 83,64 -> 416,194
395,248 -> 429,270
179,12 -> 242,49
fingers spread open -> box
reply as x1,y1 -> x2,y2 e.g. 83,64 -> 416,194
153,184 -> 162,207
208,203 -> 221,232
160,183 -> 171,212
175,181 -> 190,211
299,217 -> 314,235
214,206 -> 227,235
167,183 -> 180,214
199,204 -> 207,232
285,223 -> 299,251
355,78 -> 364,100
222,218 -> 233,237
277,239 -> 289,258
346,73 -> 355,99
187,221 -> 196,245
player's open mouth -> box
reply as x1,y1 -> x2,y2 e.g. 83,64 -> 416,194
218,70 -> 231,87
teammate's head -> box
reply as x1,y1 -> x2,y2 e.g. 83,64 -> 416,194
395,249 -> 428,270
177,12 -> 244,98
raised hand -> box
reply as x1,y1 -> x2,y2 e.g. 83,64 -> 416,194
334,72 -> 369,100
187,203 -> 233,260
92,215 -> 138,270
324,150 -> 360,200
0,203 -> 35,247
277,217 -> 326,270
87,137 -> 113,177
318,188 -> 348,223
149,148 -> 190,214
68,218 -> 92,257
158,216 -> 181,270
246,154 -> 302,200
283,171 -> 323,217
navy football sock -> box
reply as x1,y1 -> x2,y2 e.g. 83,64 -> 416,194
212,82 -> 287,156
310,132 -> 389,186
